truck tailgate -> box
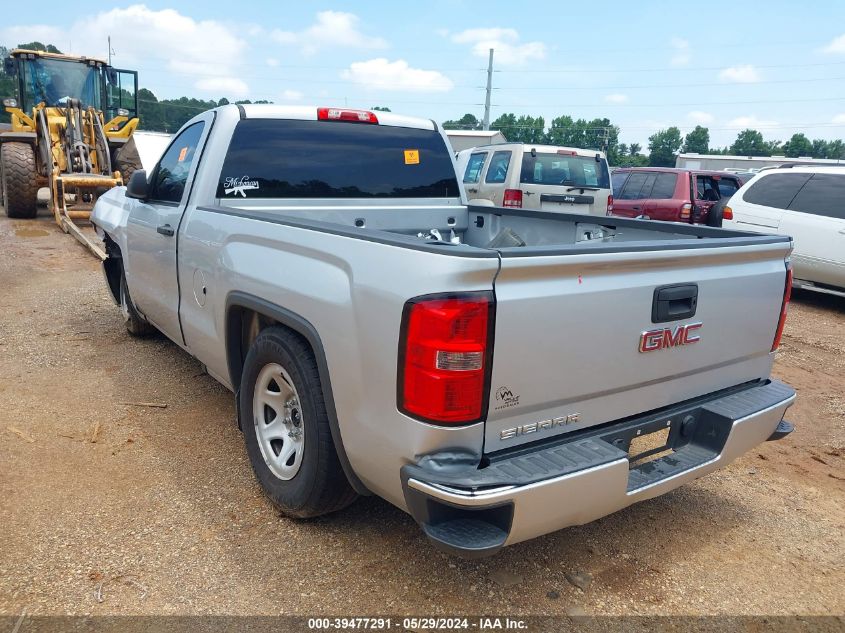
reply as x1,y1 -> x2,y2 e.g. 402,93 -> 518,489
484,240 -> 791,452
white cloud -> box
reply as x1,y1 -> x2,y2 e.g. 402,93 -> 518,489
451,27 -> 545,66
604,93 -> 628,104
272,11 -> 387,56
342,58 -> 453,92
281,89 -> 303,101
195,77 -> 249,95
832,113 -> 845,124
266,58 -> 280,67
1,6 -> 249,97
687,111 -> 714,124
727,115 -> 779,129
670,37 -> 690,67
719,65 -> 761,83
823,33 -> 845,54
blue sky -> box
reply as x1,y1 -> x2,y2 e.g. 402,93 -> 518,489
4,1 -> 845,148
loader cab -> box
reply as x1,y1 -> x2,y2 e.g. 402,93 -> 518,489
3,49 -> 138,127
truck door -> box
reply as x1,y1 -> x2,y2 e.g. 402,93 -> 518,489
124,112 -> 214,343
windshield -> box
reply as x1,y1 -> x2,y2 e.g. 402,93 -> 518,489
22,58 -> 102,110
520,152 -> 611,189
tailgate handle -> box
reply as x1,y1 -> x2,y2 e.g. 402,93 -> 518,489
652,284 -> 698,323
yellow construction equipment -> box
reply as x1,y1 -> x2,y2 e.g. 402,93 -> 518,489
1,49 -> 141,259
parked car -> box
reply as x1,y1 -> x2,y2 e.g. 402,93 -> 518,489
610,168 -> 747,226
456,143 -> 612,216
724,164 -> 845,296
91,104 -> 796,558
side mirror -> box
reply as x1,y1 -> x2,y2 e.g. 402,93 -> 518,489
3,57 -> 16,76
126,170 -> 148,200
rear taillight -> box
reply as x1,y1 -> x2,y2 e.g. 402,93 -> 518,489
399,293 -> 495,425
503,189 -> 523,208
317,107 -> 378,124
680,203 -> 692,220
606,194 -> 614,215
723,205 -> 734,221
772,267 -> 793,352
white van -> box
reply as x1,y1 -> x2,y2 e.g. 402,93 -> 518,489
456,143 -> 612,216
724,165 -> 845,296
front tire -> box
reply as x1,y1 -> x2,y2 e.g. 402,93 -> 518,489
120,269 -> 155,337
1,142 -> 39,219
239,326 -> 357,518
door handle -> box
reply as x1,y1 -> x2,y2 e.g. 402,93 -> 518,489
632,206 -> 641,211
467,188 -> 478,193
840,228 -> 845,235
157,224 -> 175,237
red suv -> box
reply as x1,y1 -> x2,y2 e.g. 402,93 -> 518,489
609,168 -> 747,226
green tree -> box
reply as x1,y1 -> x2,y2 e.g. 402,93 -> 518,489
811,138 -> 830,159
618,143 -> 628,157
730,129 -> 769,156
629,142 -> 642,156
783,133 -> 814,158
648,127 -> 682,167
682,126 -> 710,154
490,112 -> 518,139
16,41 -> 62,53
509,114 -> 545,143
442,113 -> 481,130
827,140 -> 845,159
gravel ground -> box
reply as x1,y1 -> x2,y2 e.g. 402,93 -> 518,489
0,209 -> 843,618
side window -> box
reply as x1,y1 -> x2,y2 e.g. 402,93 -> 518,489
650,173 -> 678,199
485,151 -> 512,184
639,173 -> 657,199
617,173 -> 648,200
717,178 -> 740,199
612,171 -> 629,197
463,153 -> 487,184
150,122 -> 206,203
743,173 -> 812,210
787,173 -> 845,219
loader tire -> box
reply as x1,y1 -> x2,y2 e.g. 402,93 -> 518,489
1,142 -> 39,219
113,137 -> 143,184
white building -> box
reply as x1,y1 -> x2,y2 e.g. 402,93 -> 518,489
445,129 -> 507,153
676,152 -> 845,171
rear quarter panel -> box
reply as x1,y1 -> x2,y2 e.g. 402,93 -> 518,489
178,208 -> 501,508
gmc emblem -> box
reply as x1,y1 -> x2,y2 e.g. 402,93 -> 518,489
639,322 -> 702,353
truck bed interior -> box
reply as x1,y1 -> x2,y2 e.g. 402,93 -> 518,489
211,202 -> 788,255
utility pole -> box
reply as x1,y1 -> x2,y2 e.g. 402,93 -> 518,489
107,36 -> 112,65
482,48 -> 494,131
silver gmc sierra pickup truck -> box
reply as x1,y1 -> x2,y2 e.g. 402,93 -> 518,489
91,104 -> 796,557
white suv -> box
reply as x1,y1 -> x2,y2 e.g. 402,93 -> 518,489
455,143 -> 612,216
724,165 -> 845,296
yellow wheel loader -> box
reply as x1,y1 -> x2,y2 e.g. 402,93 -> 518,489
1,49 -> 141,258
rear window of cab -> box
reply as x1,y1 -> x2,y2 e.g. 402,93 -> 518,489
216,119 -> 460,199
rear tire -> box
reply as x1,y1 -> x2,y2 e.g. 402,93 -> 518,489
239,326 -> 357,518
120,269 -> 155,337
1,142 -> 39,219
